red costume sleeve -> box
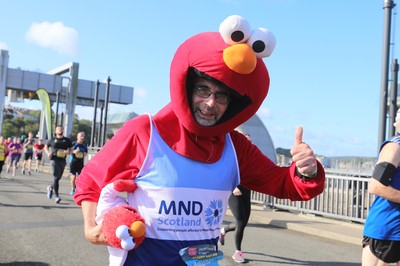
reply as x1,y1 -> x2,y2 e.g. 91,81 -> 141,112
74,115 -> 151,206
230,130 -> 325,201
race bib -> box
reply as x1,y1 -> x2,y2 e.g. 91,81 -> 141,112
180,244 -> 223,265
56,150 -> 66,158
76,152 -> 84,159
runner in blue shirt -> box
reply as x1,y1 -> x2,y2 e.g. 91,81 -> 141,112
69,132 -> 87,195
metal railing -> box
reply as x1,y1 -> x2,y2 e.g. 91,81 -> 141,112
251,170 -> 374,224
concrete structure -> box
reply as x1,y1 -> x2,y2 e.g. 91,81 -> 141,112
0,49 -> 134,140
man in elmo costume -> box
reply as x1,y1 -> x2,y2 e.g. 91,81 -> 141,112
74,15 -> 325,265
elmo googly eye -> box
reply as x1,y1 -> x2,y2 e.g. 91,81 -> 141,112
248,28 -> 276,58
219,15 -> 251,45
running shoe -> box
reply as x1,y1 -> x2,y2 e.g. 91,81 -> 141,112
55,197 -> 61,204
232,251 -> 245,263
21,169 -> 25,175
47,185 -> 53,199
70,189 -> 75,195
28,171 -> 31,175
219,229 -> 225,246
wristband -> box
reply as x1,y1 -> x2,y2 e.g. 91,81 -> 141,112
298,167 -> 318,178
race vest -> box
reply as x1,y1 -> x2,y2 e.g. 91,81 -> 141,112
124,120 -> 239,265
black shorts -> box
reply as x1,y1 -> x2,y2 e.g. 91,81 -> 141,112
70,161 -> 84,175
363,236 -> 400,263
23,153 -> 33,160
36,155 -> 42,161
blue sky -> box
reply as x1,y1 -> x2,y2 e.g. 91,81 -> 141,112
0,1 -> 394,157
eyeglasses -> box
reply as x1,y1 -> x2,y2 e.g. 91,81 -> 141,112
194,86 -> 231,104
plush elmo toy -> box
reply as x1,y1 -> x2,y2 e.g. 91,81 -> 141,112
96,179 -> 146,251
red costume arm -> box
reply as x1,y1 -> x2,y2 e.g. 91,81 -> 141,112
230,130 -> 325,201
74,115 -> 151,206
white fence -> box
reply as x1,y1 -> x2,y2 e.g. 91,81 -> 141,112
251,170 -> 373,224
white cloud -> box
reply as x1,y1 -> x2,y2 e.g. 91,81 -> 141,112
25,21 -> 79,56
0,42 -> 8,50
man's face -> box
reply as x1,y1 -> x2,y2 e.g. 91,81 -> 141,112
77,133 -> 85,143
55,127 -> 63,136
191,77 -> 230,126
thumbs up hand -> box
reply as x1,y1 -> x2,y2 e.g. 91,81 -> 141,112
290,126 -> 318,177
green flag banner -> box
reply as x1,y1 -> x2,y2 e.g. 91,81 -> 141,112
36,88 -> 52,139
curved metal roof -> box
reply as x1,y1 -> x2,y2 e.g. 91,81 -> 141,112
107,112 -> 138,124
236,114 -> 277,164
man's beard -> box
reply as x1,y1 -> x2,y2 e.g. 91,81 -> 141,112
192,104 -> 219,126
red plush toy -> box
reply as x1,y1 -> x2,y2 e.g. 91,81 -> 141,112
102,205 -> 146,250
98,179 -> 146,251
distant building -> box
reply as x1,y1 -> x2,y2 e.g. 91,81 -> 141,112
3,105 -> 39,121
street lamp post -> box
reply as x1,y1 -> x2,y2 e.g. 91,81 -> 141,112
378,0 -> 395,151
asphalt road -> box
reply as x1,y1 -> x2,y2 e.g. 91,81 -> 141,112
0,170 -> 361,266
219,215 -> 361,266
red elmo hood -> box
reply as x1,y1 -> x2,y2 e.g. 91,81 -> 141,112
154,15 -> 276,162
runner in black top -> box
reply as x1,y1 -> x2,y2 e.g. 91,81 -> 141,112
44,126 -> 73,204
21,131 -> 35,175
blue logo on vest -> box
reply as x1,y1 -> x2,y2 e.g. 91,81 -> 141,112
204,199 -> 224,226
157,199 -> 224,228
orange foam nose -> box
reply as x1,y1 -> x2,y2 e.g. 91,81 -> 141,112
223,44 -> 257,74
129,221 -> 146,238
